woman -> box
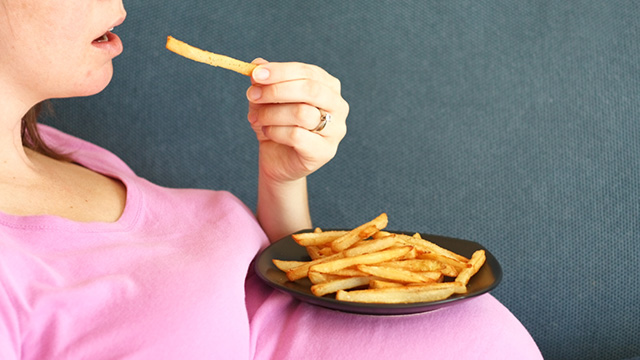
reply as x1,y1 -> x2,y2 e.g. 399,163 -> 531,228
0,0 -> 541,359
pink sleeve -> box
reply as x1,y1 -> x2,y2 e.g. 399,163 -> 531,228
0,284 -> 20,360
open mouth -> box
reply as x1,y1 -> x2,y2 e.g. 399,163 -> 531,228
94,28 -> 115,43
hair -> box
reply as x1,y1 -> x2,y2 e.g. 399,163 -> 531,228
22,102 -> 70,161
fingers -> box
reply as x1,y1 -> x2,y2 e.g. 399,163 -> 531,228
261,125 -> 338,163
248,103 -> 325,131
247,60 -> 345,115
250,61 -> 341,93
249,101 -> 347,140
247,78 -> 344,117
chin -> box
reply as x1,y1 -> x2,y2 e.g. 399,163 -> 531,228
80,64 -> 115,97
87,70 -> 113,96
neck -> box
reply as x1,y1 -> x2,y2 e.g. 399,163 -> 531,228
0,94 -> 41,175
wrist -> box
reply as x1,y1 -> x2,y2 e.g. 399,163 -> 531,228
257,170 -> 311,242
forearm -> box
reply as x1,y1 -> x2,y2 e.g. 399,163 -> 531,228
256,172 -> 312,243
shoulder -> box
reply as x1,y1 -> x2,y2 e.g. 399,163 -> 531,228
38,124 -> 136,177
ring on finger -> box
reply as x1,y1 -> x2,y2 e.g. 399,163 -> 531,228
311,109 -> 332,133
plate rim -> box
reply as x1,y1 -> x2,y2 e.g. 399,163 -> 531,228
254,229 -> 502,315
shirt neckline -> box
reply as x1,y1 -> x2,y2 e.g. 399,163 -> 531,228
0,127 -> 143,233
0,170 -> 142,233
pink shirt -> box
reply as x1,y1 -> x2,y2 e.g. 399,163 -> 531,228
0,125 -> 542,359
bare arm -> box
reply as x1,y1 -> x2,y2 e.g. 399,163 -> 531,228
257,174 -> 310,242
247,59 -> 348,242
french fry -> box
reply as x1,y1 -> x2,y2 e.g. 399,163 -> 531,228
417,252 -> 467,273
285,252 -> 344,281
421,271 -> 444,282
381,253 -> 458,278
306,245 -> 336,259
455,250 -> 486,286
397,234 -> 469,263
292,230 -> 349,247
330,213 -> 388,252
369,279 -> 405,289
372,231 -> 392,239
305,246 -> 321,259
308,272 -> 345,284
377,259 -> 445,272
370,280 -> 443,289
336,283 -> 460,304
358,224 -> 381,238
165,36 -> 257,76
309,246 -> 411,274
356,265 -> 441,284
414,281 -> 467,294
343,235 -> 397,257
311,276 -> 371,297
317,246 -> 334,257
398,246 -> 419,260
272,259 -> 308,271
324,268 -> 370,277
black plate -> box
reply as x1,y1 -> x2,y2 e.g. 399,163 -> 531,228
254,230 -> 502,315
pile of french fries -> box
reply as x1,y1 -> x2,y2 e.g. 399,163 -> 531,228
272,213 -> 486,304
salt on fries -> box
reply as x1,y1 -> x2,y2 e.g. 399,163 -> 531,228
272,213 -> 487,304
165,36 -> 257,76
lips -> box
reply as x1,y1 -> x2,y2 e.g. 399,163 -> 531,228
91,29 -> 124,58
91,14 -> 126,58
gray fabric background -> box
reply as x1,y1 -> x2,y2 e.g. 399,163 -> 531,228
48,1 -> 639,359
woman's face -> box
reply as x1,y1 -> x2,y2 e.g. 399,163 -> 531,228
0,0 -> 127,106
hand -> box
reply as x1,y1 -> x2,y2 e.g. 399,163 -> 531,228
246,59 -> 349,183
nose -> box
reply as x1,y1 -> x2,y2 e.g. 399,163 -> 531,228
118,3 -> 127,23
112,0 -> 127,25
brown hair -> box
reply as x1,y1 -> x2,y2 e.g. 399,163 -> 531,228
22,102 -> 69,161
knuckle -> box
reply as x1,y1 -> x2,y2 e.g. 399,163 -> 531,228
302,64 -> 321,79
304,80 -> 322,100
332,77 -> 342,92
337,123 -> 348,139
294,104 -> 311,121
266,84 -> 280,100
341,99 -> 350,116
289,126 -> 306,144
298,105 -> 318,129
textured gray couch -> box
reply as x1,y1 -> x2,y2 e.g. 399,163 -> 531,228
49,1 -> 639,359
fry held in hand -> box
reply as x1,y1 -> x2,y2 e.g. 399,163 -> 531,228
165,36 -> 257,76
272,213 -> 487,304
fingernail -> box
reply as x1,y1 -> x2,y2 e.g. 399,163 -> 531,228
253,67 -> 270,81
247,111 -> 258,124
247,86 -> 262,101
